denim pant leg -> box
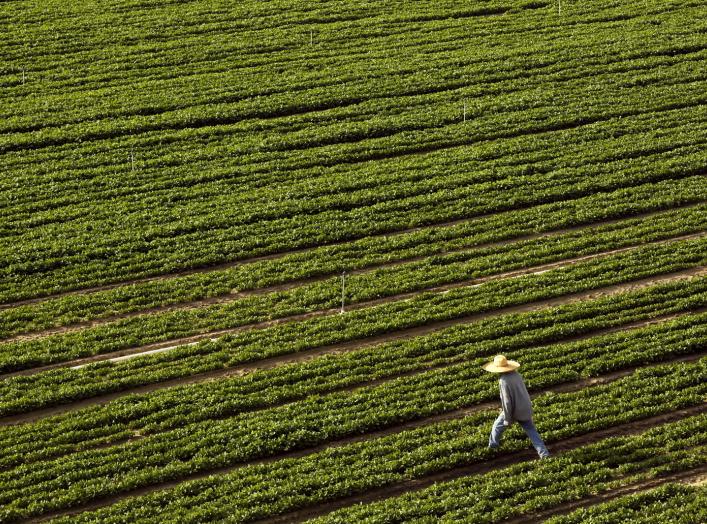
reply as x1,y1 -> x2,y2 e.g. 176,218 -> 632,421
488,412 -> 507,448
518,419 -> 550,458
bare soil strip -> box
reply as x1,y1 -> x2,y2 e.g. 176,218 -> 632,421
1,268 -> 703,427
4,232 -> 704,380
256,405 -> 707,524
33,402 -> 707,524
505,465 -> 707,524
2,200 -> 702,312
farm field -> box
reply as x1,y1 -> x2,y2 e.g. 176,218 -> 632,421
0,0 -> 705,522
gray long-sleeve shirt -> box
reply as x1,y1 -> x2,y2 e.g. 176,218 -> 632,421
499,371 -> 533,423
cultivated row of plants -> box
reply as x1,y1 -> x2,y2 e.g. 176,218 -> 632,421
3,70 -> 705,300
544,483 -> 706,524
5,69 -> 703,231
2,197 -> 704,375
2,358 -> 703,521
5,62 -> 703,226
1,279 -> 703,468
1,236 -> 704,412
311,419 -> 707,524
0,186 -> 707,337
1,0 -> 693,137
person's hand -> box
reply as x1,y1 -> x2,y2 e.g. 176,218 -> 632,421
503,419 -> 510,426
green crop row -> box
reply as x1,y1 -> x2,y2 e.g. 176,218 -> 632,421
1,276 -> 704,470
0,314 -> 704,514
5,74 -> 703,248
544,483 -> 706,524
2,195 -> 704,340
5,52 -> 704,213
1,180 -> 702,338
5,53 -> 704,220
6,358 -> 703,522
6,99 -> 700,244
4,105 -> 698,282
1,235 -> 704,413
5,140 -> 702,303
3,72 -> 705,299
4,28 -> 702,157
1,272 -> 703,470
312,423 -> 707,524
6,43 -> 703,234
0,0 -> 691,126
2,0 -> 690,143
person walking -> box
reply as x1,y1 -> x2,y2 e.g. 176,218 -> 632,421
483,355 -> 550,459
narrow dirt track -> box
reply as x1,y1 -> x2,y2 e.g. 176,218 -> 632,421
256,404 -> 707,524
2,200 -> 702,313
507,464 -> 707,524
4,232 -> 704,381
34,402 -> 706,524
1,268 -> 704,427
4,214 -> 705,344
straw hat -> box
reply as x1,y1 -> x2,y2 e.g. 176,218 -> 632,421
482,355 -> 520,373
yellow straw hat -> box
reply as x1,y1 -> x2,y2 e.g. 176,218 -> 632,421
482,355 -> 520,373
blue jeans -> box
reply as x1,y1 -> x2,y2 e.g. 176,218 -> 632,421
488,412 -> 550,458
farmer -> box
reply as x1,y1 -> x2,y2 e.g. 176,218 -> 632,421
483,355 -> 550,459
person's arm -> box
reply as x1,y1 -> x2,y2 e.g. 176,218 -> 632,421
500,379 -> 514,425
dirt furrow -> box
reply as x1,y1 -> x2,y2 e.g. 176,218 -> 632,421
2,198 -> 702,312
32,401 -> 707,524
0,267 -> 703,428
4,232 -> 704,381
256,405 -> 707,524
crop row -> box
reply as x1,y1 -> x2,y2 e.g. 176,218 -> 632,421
4,52 -> 704,214
2,358 -> 704,521
2,139 -> 705,304
311,419 -> 707,524
544,483 -> 706,524
0,0 -> 552,82
8,50 -> 704,224
5,58 -> 704,222
2,178 -> 702,334
4,0 -> 695,95
1,274 -> 703,469
1,233 -> 703,406
2,197 -> 704,340
5,91 -> 705,255
4,26 -> 703,160
4,104 -> 703,283
1,0 -> 698,139
0,0 -> 688,121
1,309 -> 704,485
5,41 -> 704,233
8,107 -> 701,248
5,90 -> 694,269
0,5 -> 672,137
